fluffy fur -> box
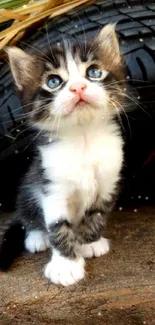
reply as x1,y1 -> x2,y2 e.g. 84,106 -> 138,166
0,25 -> 125,286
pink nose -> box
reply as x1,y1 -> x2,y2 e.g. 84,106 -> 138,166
69,81 -> 87,95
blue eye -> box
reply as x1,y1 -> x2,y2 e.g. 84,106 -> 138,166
47,75 -> 62,89
87,67 -> 102,79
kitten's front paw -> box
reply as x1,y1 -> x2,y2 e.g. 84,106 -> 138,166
44,255 -> 85,286
80,237 -> 110,258
25,230 -> 50,253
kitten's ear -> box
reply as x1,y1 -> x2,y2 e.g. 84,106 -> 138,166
97,24 -> 120,63
6,47 -> 41,90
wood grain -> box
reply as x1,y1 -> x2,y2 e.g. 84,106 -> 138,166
1,207 -> 155,324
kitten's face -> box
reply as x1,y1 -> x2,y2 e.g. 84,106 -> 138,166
42,49 -> 108,117
8,25 -> 125,131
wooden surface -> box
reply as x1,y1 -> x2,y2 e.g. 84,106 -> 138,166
1,207 -> 155,325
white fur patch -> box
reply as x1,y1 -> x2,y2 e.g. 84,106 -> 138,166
42,192 -> 68,226
40,121 -> 123,227
66,50 -> 80,80
44,252 -> 85,286
25,230 -> 50,253
80,237 -> 110,258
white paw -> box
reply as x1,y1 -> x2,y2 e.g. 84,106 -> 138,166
44,254 -> 85,286
80,237 -> 110,258
25,230 -> 50,253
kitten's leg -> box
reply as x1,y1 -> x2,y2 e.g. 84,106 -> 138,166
79,210 -> 110,259
16,181 -> 50,254
42,195 -> 85,286
25,230 -> 50,253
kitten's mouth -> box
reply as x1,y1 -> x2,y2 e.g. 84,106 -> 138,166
76,97 -> 91,106
77,99 -> 86,105
64,96 -> 93,116
71,97 -> 93,113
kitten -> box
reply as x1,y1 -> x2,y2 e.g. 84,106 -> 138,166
0,25 -> 125,286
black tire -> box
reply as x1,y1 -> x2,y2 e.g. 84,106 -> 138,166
1,0 -> 155,210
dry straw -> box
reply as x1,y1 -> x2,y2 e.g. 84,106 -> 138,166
0,0 -> 94,56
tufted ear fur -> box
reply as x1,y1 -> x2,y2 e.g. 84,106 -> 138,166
97,24 -> 121,64
6,47 -> 43,91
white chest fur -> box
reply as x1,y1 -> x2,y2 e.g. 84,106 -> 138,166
40,121 -> 123,223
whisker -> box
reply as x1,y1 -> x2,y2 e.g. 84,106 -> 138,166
1,104 -> 49,127
116,108 -> 125,132
104,79 -> 150,88
51,114 -> 59,134
110,97 -> 132,136
11,105 -> 50,138
123,92 -> 150,116
111,88 -> 150,116
107,97 -> 125,132
23,115 -> 49,151
1,98 -> 49,118
21,41 -> 53,63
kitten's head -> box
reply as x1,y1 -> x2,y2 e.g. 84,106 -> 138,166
7,25 -> 125,132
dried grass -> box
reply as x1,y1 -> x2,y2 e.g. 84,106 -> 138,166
0,0 -> 94,56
